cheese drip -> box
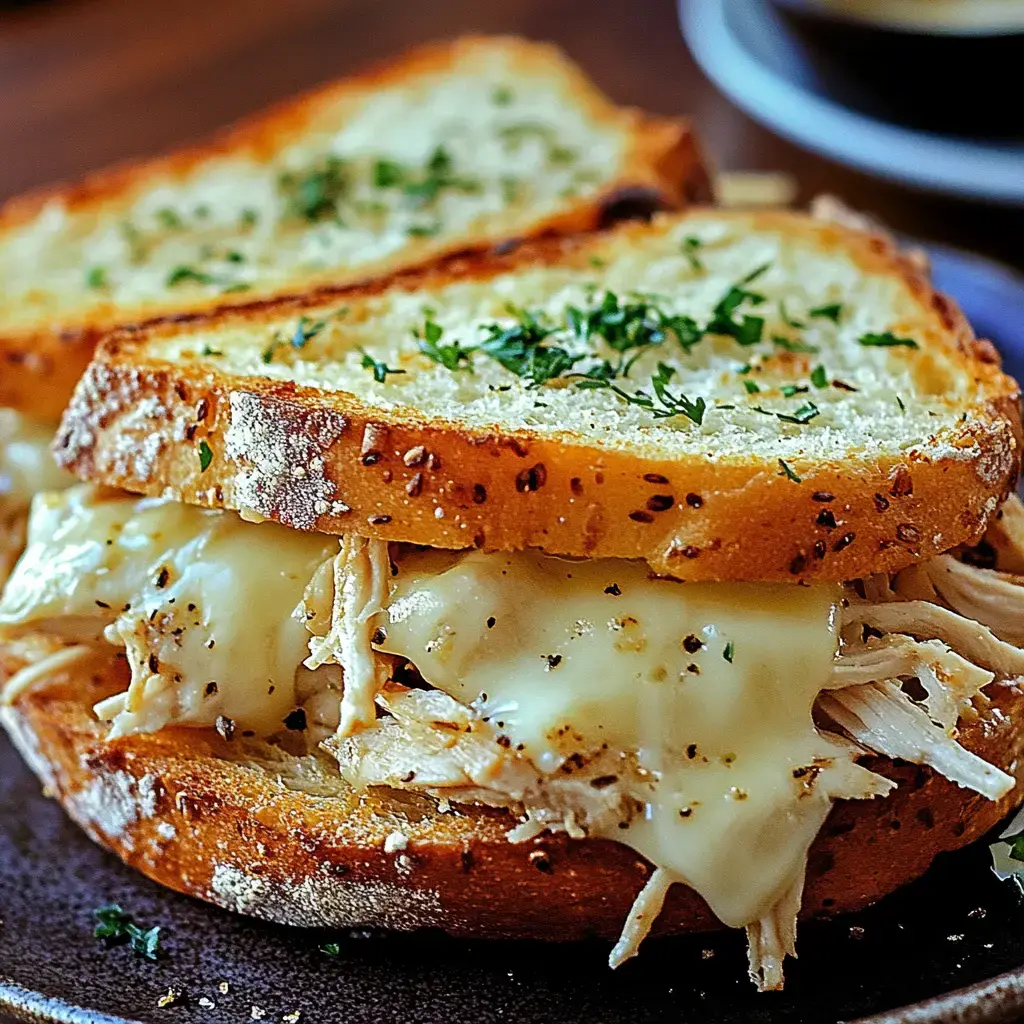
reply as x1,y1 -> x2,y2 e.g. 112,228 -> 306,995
379,549 -> 873,930
0,486 -> 338,735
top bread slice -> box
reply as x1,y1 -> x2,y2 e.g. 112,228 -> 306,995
55,208 -> 1021,582
0,36 -> 707,421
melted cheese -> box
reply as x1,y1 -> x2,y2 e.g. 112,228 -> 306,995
0,486 -> 338,736
380,549 -> 866,929
0,409 -> 72,506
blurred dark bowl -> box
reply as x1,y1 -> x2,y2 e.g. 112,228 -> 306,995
772,0 -> 1024,138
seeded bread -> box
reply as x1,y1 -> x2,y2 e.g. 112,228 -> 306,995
0,36 -> 708,421
56,209 -> 1021,582
4,641 -> 1022,940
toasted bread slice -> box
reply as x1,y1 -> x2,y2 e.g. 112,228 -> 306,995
56,209 -> 1021,582
0,36 -> 708,421
3,638 -> 1021,939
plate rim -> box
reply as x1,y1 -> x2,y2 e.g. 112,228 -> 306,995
679,0 -> 1024,204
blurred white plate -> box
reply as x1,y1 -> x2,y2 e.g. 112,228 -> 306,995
679,0 -> 1024,204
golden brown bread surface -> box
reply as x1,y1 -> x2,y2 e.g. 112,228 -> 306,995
55,210 -> 1022,582
4,643 -> 1022,940
0,36 -> 708,421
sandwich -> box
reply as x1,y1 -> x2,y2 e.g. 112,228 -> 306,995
0,35 -> 707,585
2,207 -> 1023,991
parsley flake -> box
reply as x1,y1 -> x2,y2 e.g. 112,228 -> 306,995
681,236 -> 704,272
360,350 -> 406,384
291,316 -> 327,350
723,641 -> 735,663
197,440 -> 213,473
93,904 -> 161,961
810,365 -> 829,389
809,303 -> 843,322
167,265 -> 216,287
415,317 -> 474,372
772,335 -> 819,354
320,942 -> 342,956
85,266 -> 107,289
859,332 -> 919,349
778,459 -> 801,484
743,379 -> 760,394
492,85 -> 514,106
279,155 -> 349,223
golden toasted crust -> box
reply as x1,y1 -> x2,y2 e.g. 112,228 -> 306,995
0,36 -> 708,422
55,211 -> 1022,582
4,644 -> 1022,940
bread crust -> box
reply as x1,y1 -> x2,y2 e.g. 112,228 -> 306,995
4,644 -> 1022,941
0,36 -> 709,422
55,211 -> 1022,582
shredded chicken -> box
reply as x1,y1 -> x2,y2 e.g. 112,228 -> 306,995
304,537 -> 391,736
847,600 -> 1024,678
818,681 -> 1014,800
745,859 -> 806,992
832,634 -> 993,730
925,555 -> 1024,647
608,868 -> 675,969
322,526 -> 1024,990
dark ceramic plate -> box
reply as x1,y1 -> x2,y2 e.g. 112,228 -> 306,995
680,0 -> 1024,203
2,246 -> 1024,1024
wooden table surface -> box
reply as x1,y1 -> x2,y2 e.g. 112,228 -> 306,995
0,0 -> 1021,269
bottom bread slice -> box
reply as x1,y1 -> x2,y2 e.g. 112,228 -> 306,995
3,643 -> 1023,941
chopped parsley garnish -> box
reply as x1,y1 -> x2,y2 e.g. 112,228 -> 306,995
156,208 -> 182,229
400,146 -> 481,206
810,364 -> 829,389
498,122 -> 576,167
85,266 -> 107,289
166,265 -> 216,287
279,155 -> 349,223
197,440 -> 213,473
896,394 -> 906,413
492,85 -> 514,106
373,159 -> 405,188
809,303 -> 843,322
777,401 -> 820,425
239,208 -> 260,228
320,942 -> 342,956
777,459 -> 801,483
780,384 -> 807,398
723,641 -> 735,663
291,316 -> 327,350
705,266 -> 769,347
743,379 -> 760,394
414,316 -> 474,372
200,344 -> 222,357
407,222 -> 440,237
681,236 -> 704,272
772,335 -> 819,354
578,362 -> 705,425
360,350 -> 406,383
859,331 -> 919,349
93,904 -> 161,960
